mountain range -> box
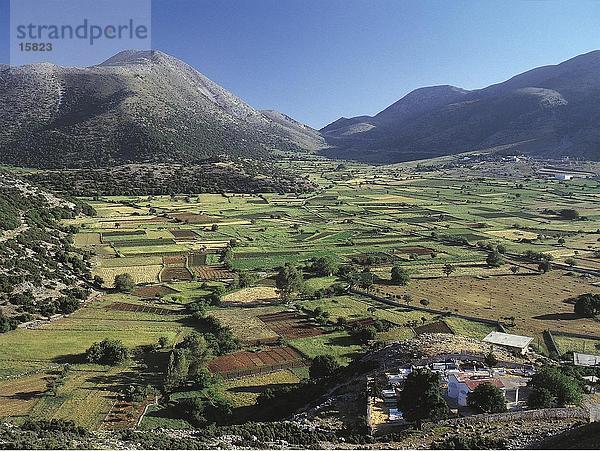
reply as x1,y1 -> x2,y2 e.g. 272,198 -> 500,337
0,50 -> 324,168
1,49 -> 600,167
321,50 -> 600,162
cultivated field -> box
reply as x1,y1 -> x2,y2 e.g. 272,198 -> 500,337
2,157 -> 599,429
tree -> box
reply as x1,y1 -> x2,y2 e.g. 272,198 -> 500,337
350,325 -> 377,344
309,355 -> 340,380
398,369 -> 448,426
237,271 -> 259,288
391,266 -> 410,286
358,270 -> 374,291
510,265 -> 520,274
419,298 -> 430,307
573,293 -> 600,318
467,382 -> 507,413
164,348 -> 191,391
559,209 -> 579,220
527,367 -> 583,408
85,339 -> 129,365
442,264 -> 455,277
93,275 -> 104,288
538,260 -> 552,273
275,264 -> 304,302
114,273 -> 134,293
0,311 -> 15,333
311,256 -> 339,277
528,387 -> 556,409
177,393 -> 233,427
484,351 -> 498,368
486,250 -> 504,268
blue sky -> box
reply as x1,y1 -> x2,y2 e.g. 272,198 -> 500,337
1,0 -> 600,128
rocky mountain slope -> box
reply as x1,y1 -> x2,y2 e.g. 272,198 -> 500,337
321,50 -> 600,163
0,50 -> 325,168
0,171 -> 93,330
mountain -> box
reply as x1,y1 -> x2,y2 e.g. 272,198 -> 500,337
0,50 -> 324,168
321,51 -> 600,162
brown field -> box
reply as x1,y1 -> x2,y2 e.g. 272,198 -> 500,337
74,233 -> 101,246
106,302 -> 183,316
210,308 -> 281,344
0,372 -> 50,419
378,272 -> 600,337
169,213 -> 219,224
257,312 -> 324,339
132,285 -> 179,299
93,265 -> 162,287
191,265 -> 234,281
169,229 -> 199,240
395,246 -> 435,255
188,252 -> 208,267
414,321 -> 454,335
160,267 -> 193,282
163,255 -> 187,266
207,347 -> 305,378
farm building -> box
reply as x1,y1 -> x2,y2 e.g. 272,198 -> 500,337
447,373 -> 504,407
447,372 -> 529,408
554,173 -> 574,181
482,332 -> 533,355
573,352 -> 600,367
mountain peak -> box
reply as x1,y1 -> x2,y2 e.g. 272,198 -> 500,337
0,50 -> 323,168
321,50 -> 600,163
97,49 -> 170,67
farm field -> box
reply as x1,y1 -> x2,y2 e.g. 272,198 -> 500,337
1,158 -> 599,430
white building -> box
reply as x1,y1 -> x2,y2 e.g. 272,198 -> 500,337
483,332 -> 533,355
573,352 -> 600,367
447,373 -> 505,407
555,173 -> 574,181
447,372 -> 529,408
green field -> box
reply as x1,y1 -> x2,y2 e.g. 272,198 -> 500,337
1,158 -> 599,429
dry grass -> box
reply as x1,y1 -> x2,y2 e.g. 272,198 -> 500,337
0,372 -> 49,419
221,287 -> 279,304
378,272 -> 600,337
93,265 -> 162,287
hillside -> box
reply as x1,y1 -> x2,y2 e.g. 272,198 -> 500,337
321,50 -> 600,163
0,172 -> 93,330
0,50 -> 325,168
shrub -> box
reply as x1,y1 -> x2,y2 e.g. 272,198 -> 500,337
85,339 -> 129,365
114,273 -> 134,292
467,382 -> 507,413
573,293 -> 600,318
309,355 -> 340,380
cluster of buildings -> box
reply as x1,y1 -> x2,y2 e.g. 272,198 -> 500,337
373,332 -> 538,426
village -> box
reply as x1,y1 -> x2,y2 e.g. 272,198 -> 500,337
367,330 -> 600,435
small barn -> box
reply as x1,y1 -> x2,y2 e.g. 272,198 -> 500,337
482,332 -> 533,355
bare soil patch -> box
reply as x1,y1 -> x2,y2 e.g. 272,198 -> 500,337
207,347 -> 305,379
160,267 -> 193,282
191,265 -> 234,281
106,302 -> 182,316
258,312 -> 324,339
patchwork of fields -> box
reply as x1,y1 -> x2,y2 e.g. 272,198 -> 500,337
1,159 -> 599,429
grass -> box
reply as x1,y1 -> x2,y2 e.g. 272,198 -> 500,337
221,370 -> 301,408
289,331 -> 363,365
445,317 -> 499,340
554,335 -> 600,355
5,158 -> 600,428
